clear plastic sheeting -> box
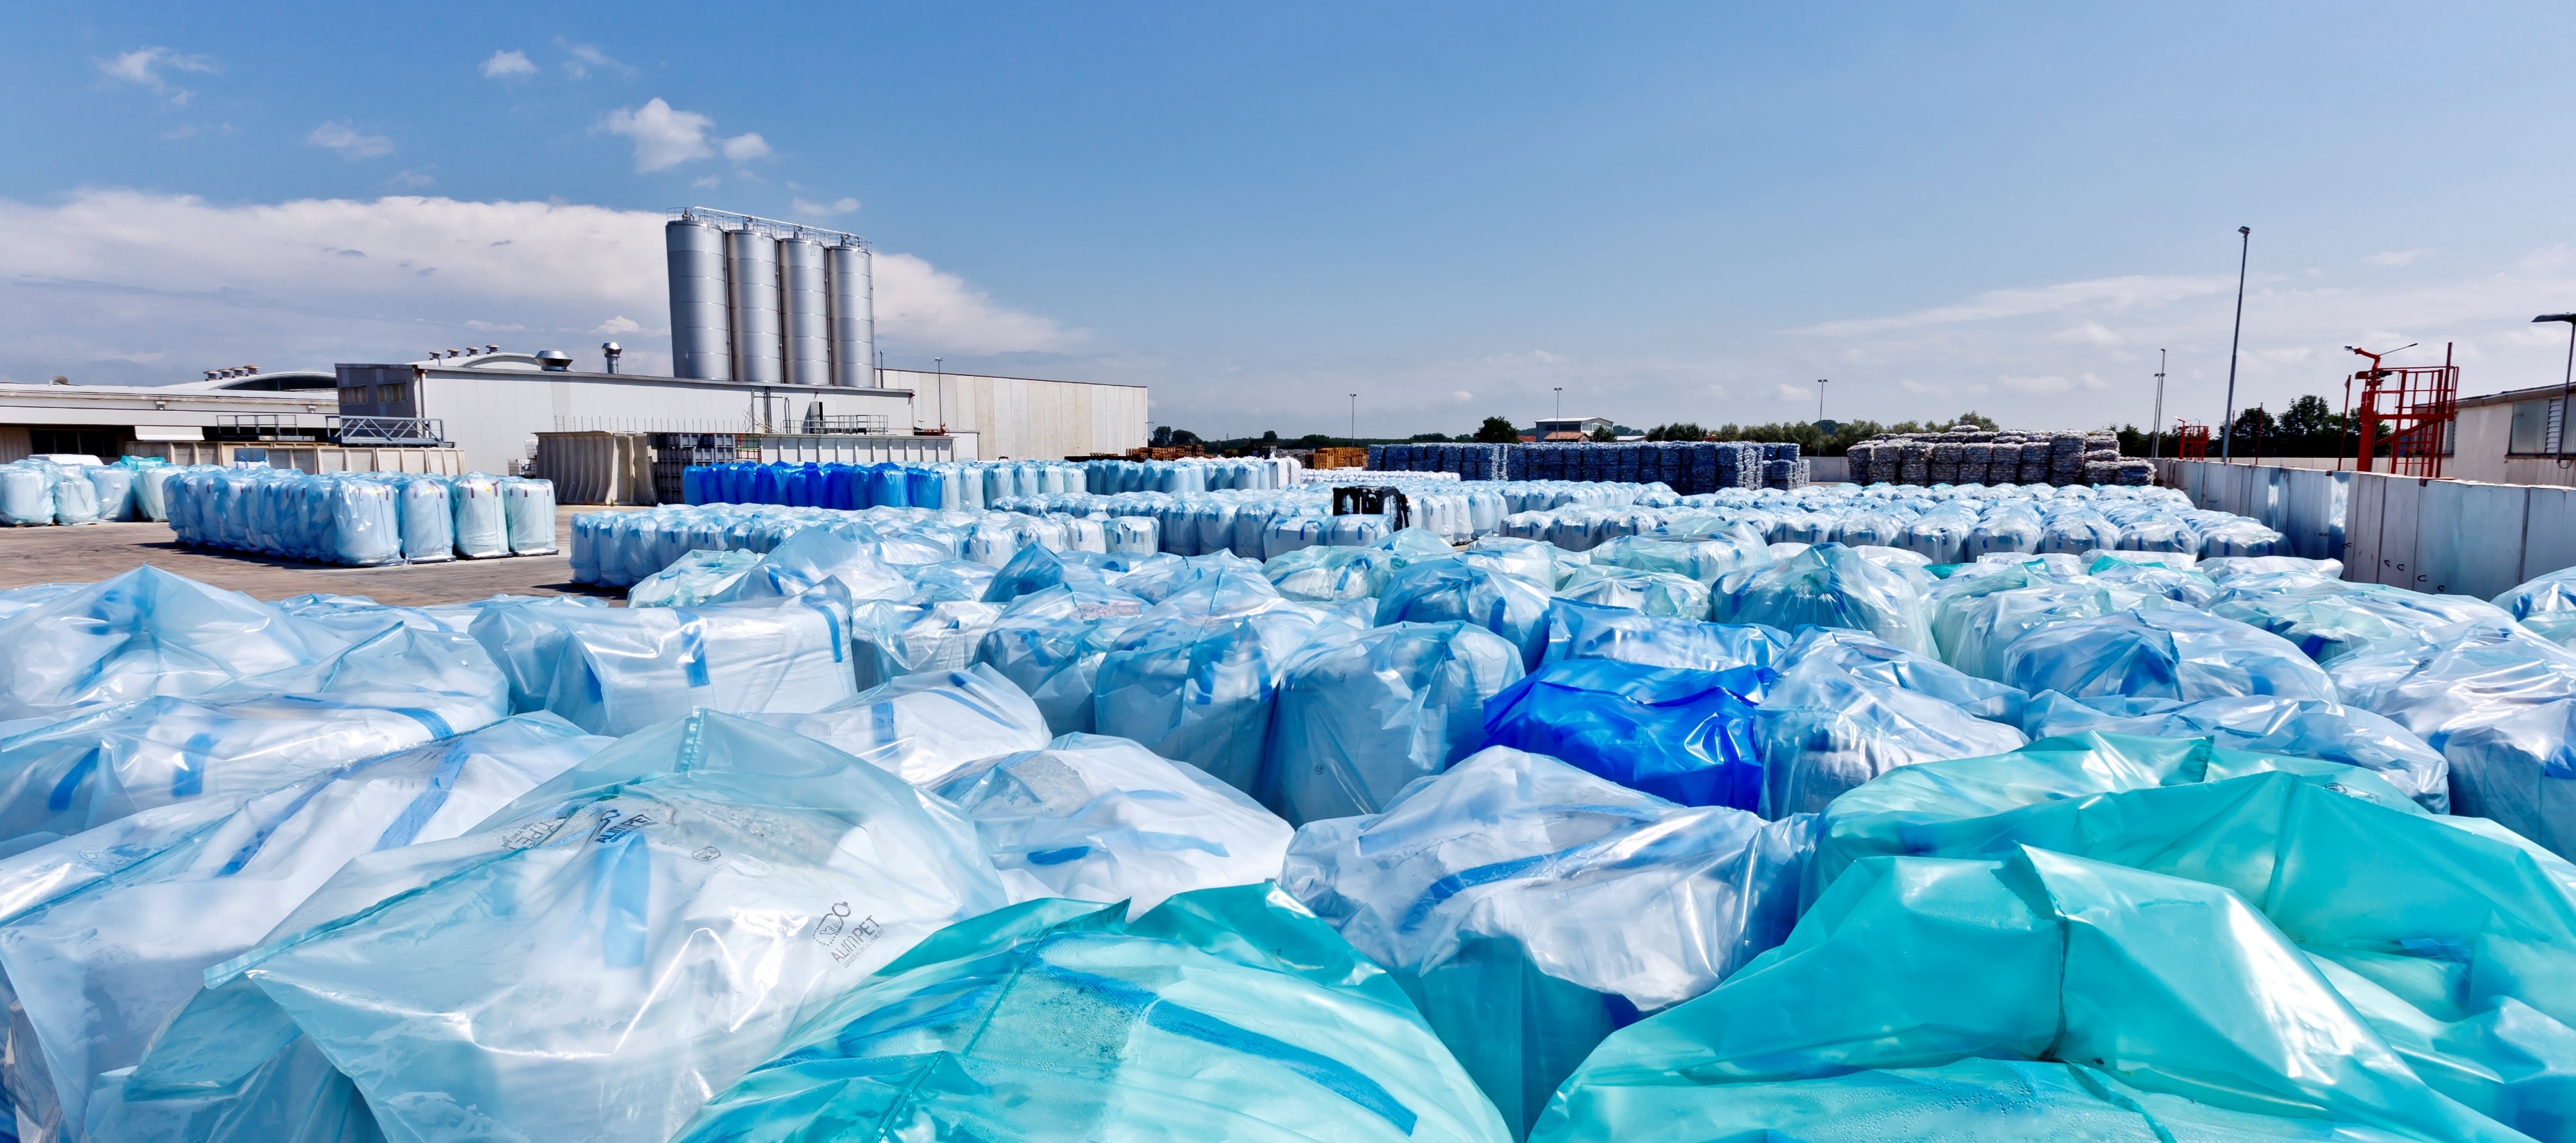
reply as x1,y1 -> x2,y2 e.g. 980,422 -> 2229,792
627,548 -> 765,607
1539,600 -> 1788,672
1553,564 -> 1711,619
849,599 -> 1003,688
933,734 -> 1294,915
1711,543 -> 1935,656
450,472 -> 507,558
0,566 -> 346,721
2330,625 -> 2576,857
1752,632 -> 2029,818
2214,578 -> 2522,665
972,585 -> 1145,736
1375,559 -> 1554,670
753,666 -> 1053,786
1480,659 -> 1768,809
2001,607 -> 2338,703
94,712 -> 1011,1143
468,594 -> 857,736
1264,621 -> 1526,824
499,476 -> 557,554
1282,747 -> 1812,1138
1536,848 -> 2539,1143
1094,574 -> 1346,793
670,887 -> 1514,1143
2020,692 -> 2449,810
0,715 -> 607,1142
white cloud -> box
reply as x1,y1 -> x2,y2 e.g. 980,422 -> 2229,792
307,121 -> 393,160
2078,372 -> 2111,391
1792,273 -> 2231,337
1999,374 -> 2073,393
387,170 -> 436,189
480,49 -> 536,79
2053,321 -> 2122,346
1451,389 -> 1473,402
790,196 -> 860,219
595,315 -> 643,335
1899,379 -> 1942,393
0,190 -> 1069,384
2365,249 -> 2430,267
98,46 -> 216,94
599,99 -> 768,173
559,42 -> 632,79
1706,384 -> 1727,398
1772,382 -> 1811,402
691,176 -> 720,189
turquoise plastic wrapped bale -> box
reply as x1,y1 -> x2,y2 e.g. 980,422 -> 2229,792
934,733 -> 1293,915
498,475 -> 557,554
848,599 -> 1003,688
627,548 -> 764,607
1480,659 -> 1768,809
1263,620 -> 1526,824
391,473 -> 453,563
448,472 -> 508,558
1459,534 -> 1571,589
972,585 -> 1144,735
0,566 -> 348,720
95,711 -> 1012,1143
1536,849 -> 2539,1143
83,464 -> 135,521
1541,599 -> 1788,672
2214,577 -> 2521,664
1588,534 -> 1766,584
670,886 -> 1512,1143
2330,624 -> 2576,857
0,714 -> 607,1142
2001,607 -> 2338,703
755,665 -> 1053,786
1553,564 -> 1711,619
1376,559 -> 1554,670
470,594 -> 858,736
1093,573 -> 1347,793
0,462 -> 56,525
2019,691 -> 2449,810
1282,747 -> 1812,1138
1710,542 -> 1935,656
1797,734 -> 2576,1142
1751,630 -> 2029,818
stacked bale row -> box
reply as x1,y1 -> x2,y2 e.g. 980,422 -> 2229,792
1369,441 -> 1808,494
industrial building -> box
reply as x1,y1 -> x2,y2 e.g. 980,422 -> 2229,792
0,206 -> 1149,482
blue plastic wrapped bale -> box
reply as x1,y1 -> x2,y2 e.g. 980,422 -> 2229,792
1282,747 -> 1812,1138
496,476 -> 557,554
2330,625 -> 2576,857
1777,627 -> 2029,722
0,566 -> 353,720
1480,659 -> 1768,809
1536,845 -> 2546,1143
1710,542 -> 1936,656
130,464 -> 174,522
933,732 -> 1293,914
1553,564 -> 1711,619
448,473 -> 508,558
1541,599 -> 1788,672
754,665 -> 1054,786
1264,621 -> 1527,824
0,462 -> 56,525
391,474 -> 454,562
628,548 -> 765,607
83,464 -> 135,521
1459,535 -> 1568,589
0,714 -> 607,1142
2002,607 -> 2338,704
1262,542 -> 1404,603
2080,552 -> 2218,604
2198,517 -> 2291,557
1927,572 -> 2169,680
1377,559 -> 1554,670
849,599 -> 1004,688
2496,565 -> 2576,647
2214,578 -> 2521,664
1093,575 -> 1346,793
974,586 -> 1146,736
47,464 -> 101,524
670,886 -> 1511,1143
1752,634 -> 2029,818
91,711 -> 1010,1143
2019,691 -> 2448,810
720,525 -> 917,603
470,594 -> 858,736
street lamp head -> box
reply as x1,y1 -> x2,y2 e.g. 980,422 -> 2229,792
2238,226 -> 2251,236
2534,314 -> 2576,324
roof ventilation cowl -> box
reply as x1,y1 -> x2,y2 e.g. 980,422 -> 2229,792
534,350 -> 574,373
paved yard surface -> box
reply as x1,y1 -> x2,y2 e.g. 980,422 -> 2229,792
0,507 -> 632,606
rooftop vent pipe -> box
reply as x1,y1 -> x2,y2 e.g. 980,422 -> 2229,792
536,350 -> 574,372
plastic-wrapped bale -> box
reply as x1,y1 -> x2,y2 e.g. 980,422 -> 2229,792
0,462 -> 56,525
1480,659 -> 1767,809
628,548 -> 765,607
1751,634 -> 2029,818
1541,840 -> 2553,1142
974,585 -> 1146,736
1897,440 -> 1929,486
1926,441 -> 1962,484
1896,512 -> 1973,564
713,525 -> 917,603
392,474 -> 454,562
1262,542 -> 1403,603
756,665 -> 1051,786
2001,607 -> 2338,704
1710,543 -> 1936,657
670,886 -> 1512,1143
0,715 -> 609,1142
470,594 -> 858,736
1928,573 -> 2166,680
2198,517 -> 2290,557
848,599 -> 1003,689
2018,691 -> 2448,810
130,463 -> 175,522
933,733 -> 1293,914
2035,509 -> 2120,554
2017,439 -> 2051,484
1964,507 -> 2041,557
2494,564 -> 2576,647
1264,621 -> 1526,824
91,712 -> 1012,1143
448,473 -> 508,558
2201,554 -> 2345,582
1553,564 -> 1711,619
1832,508 -> 1904,547
2212,578 -> 2518,664
2329,625 -> 2576,857
1589,533 -> 1765,584
1541,599 -> 1788,672
1094,573 -> 1346,793
2081,552 -> 2218,604
1375,558 -> 1554,670
1111,549 -> 1264,604
0,566 -> 357,720
83,463 -> 135,521
47,464 -> 101,524
1957,442 -> 1990,485
1460,534 -> 1574,589
1282,747 -> 1811,1138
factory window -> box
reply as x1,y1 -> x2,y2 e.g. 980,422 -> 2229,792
2509,398 -> 2563,455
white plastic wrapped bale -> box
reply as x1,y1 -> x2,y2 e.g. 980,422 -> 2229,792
0,715 -> 607,1142
2019,691 -> 2448,811
1541,600 -> 1789,672
1753,632 -> 2031,819
2329,625 -> 2576,856
754,665 -> 1053,786
1375,559 -> 1554,670
498,476 -> 558,554
974,586 -> 1146,735
2212,577 -> 2522,665
712,523 -> 916,603
0,566 -> 348,721
2497,564 -> 2576,648
391,473 -> 453,563
1928,571 -> 2171,681
1264,621 -> 1527,825
471,594 -> 858,736
0,462 -> 56,525
1094,573 -> 1348,794
1280,746 -> 1814,1138
2001,608 -> 2338,704
49,464 -> 101,525
84,464 -> 135,521
932,732 -> 1294,916
449,472 -> 509,558
1711,543 -> 1937,657
1554,564 -> 1711,620
130,464 -> 174,522
628,548 -> 765,607
89,711 -> 1012,1143
849,599 -> 1005,688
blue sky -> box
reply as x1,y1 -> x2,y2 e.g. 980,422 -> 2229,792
4,1 -> 2574,437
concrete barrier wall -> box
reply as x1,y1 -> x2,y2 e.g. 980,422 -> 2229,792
2158,459 -> 2576,600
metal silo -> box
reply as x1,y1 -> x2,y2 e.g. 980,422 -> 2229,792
779,237 -> 831,387
665,220 -> 732,380
725,227 -> 784,385
827,242 -> 874,387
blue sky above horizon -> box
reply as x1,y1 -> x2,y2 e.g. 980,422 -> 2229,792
4,1 -> 2574,436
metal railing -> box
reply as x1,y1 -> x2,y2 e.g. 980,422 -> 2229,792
212,414 -> 330,442
675,206 -> 867,248
796,412 -> 891,434
331,416 -> 448,445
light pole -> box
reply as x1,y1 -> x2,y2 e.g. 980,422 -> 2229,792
1349,393 -> 1357,445
1553,387 -> 1564,428
1815,379 -> 1827,423
2220,226 -> 2251,463
2150,349 -> 2167,459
